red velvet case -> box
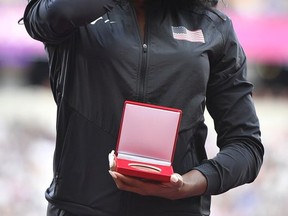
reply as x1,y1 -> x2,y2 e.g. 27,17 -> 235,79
115,101 -> 182,182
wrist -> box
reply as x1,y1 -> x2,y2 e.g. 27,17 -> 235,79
181,169 -> 208,197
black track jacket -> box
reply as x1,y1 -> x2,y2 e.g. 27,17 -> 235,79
23,0 -> 264,215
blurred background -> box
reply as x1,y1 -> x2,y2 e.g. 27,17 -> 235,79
0,0 -> 287,215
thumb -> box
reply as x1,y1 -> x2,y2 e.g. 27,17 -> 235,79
170,173 -> 184,189
108,150 -> 116,170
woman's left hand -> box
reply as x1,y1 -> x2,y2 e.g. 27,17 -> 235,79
109,170 -> 187,200
108,150 -> 207,200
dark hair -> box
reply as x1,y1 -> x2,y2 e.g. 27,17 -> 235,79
125,0 -> 219,7
200,0 -> 219,7
159,0 -> 219,9
181,0 -> 218,7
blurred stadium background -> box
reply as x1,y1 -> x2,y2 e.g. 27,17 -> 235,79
0,0 -> 287,215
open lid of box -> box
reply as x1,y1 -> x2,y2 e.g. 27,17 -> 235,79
116,101 -> 182,166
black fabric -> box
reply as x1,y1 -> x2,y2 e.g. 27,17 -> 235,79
47,203 -> 75,216
23,0 -> 264,215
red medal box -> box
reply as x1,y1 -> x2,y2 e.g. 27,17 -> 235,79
115,101 -> 182,182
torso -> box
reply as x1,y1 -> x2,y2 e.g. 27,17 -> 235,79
131,0 -> 146,40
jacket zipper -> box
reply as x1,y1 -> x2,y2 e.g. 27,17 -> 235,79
138,42 -> 148,102
130,3 -> 149,102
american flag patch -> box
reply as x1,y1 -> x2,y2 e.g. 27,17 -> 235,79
172,26 -> 205,43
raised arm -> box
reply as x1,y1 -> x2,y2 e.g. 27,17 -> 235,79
23,0 -> 117,42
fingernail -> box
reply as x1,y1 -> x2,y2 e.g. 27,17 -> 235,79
109,170 -> 117,179
171,174 -> 179,183
108,151 -> 115,168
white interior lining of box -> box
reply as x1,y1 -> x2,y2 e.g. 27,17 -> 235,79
117,152 -> 171,166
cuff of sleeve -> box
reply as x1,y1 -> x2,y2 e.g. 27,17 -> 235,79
193,160 -> 221,195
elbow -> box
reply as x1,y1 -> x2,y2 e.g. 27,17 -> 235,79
43,1 -> 77,31
45,1 -> 72,19
249,142 -> 264,183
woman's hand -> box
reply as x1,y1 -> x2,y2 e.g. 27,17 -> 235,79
108,151 -> 207,200
109,171 -> 186,200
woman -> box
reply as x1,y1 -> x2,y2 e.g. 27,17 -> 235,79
23,0 -> 264,215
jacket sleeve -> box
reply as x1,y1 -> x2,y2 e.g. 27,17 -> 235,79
23,0 -> 117,43
194,17 -> 264,195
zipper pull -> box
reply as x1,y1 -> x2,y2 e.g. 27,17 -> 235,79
142,43 -> 148,53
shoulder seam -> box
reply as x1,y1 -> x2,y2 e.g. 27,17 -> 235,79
191,7 -> 228,23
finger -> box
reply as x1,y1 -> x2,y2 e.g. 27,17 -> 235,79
113,172 -> 142,187
109,170 -> 117,179
108,150 -> 116,170
170,173 -> 184,190
110,171 -> 148,194
109,171 -> 140,188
